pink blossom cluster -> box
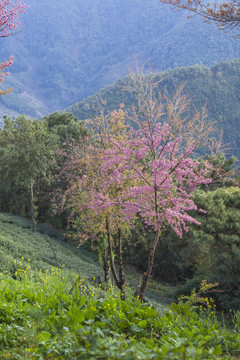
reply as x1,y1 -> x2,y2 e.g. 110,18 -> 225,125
87,122 -> 211,237
0,55 -> 14,94
55,115 -> 211,242
0,55 -> 13,77
0,1 -> 26,94
0,0 -> 26,37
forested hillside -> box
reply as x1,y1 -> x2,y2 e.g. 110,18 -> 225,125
1,0 -> 240,117
66,59 -> 240,159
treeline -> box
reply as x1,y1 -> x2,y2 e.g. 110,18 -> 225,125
67,59 -> 240,160
0,76 -> 240,309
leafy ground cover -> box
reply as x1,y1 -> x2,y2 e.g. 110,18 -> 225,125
0,212 -> 239,359
0,265 -> 240,359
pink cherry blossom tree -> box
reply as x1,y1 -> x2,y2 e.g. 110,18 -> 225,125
98,121 -> 211,300
55,73 -> 217,300
87,73 -> 216,301
0,0 -> 26,94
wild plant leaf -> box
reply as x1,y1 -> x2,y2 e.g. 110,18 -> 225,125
137,320 -> 147,329
37,331 -> 51,342
118,319 -> 130,331
68,307 -> 85,323
209,345 -> 222,356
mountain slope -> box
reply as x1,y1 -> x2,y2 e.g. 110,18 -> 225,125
0,212 -> 171,312
1,0 -> 240,117
0,77 -> 49,123
66,59 -> 240,159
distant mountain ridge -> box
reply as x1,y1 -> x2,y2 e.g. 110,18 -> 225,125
65,59 -> 240,159
0,76 -> 49,123
1,0 -> 240,118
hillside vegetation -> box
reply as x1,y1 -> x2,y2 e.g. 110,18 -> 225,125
0,91 -> 239,311
0,212 -> 100,279
1,2 -> 240,358
66,59 -> 240,159
0,212 -> 169,310
0,212 -> 240,359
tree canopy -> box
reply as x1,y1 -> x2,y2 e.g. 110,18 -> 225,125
0,115 -> 59,232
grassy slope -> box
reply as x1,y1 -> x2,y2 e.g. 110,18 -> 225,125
0,212 -> 170,312
0,212 -> 101,278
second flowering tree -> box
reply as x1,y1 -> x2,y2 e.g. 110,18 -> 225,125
54,107 -> 134,293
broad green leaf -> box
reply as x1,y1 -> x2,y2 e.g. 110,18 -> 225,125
68,307 -> 85,323
37,331 -> 51,342
118,319 -> 129,331
130,323 -> 145,333
137,320 -> 147,329
209,345 -> 222,356
186,346 -> 197,359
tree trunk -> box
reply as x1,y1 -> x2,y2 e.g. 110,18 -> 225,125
30,181 -> 36,233
139,228 -> 161,301
105,220 -> 126,298
106,218 -> 119,285
118,227 -> 126,297
102,248 -> 110,283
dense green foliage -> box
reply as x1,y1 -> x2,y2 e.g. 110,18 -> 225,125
0,112 -> 89,226
1,0 -> 240,117
0,115 -> 59,231
0,213 -> 239,359
187,187 -> 240,309
154,186 -> 240,310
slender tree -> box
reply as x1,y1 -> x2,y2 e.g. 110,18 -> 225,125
57,74 -> 218,300
0,115 -> 59,232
